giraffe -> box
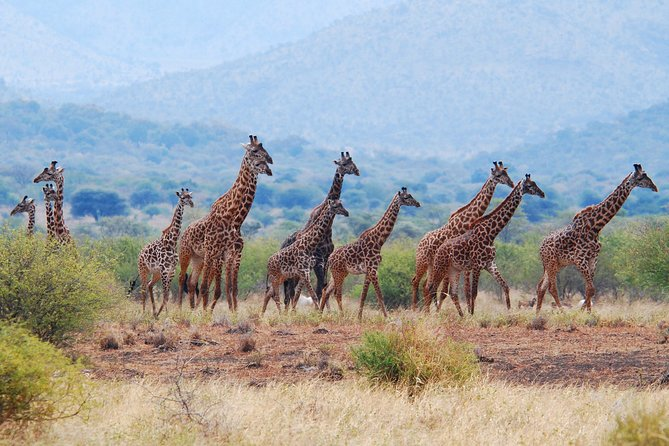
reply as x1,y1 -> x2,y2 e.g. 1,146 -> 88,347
427,175 -> 545,316
280,151 -> 360,308
42,184 -> 57,239
261,199 -> 349,315
177,135 -> 273,311
536,164 -> 658,313
320,187 -> 421,319
411,161 -> 514,310
10,196 -> 35,236
33,161 -> 72,244
138,189 -> 194,316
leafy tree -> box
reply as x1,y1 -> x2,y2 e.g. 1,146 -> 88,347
71,189 -> 128,221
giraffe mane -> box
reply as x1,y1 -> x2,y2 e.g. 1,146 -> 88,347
469,181 -> 521,227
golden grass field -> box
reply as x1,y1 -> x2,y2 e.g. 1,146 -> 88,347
3,293 -> 669,445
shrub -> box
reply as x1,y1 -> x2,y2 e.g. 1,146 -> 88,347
607,407 -> 669,446
351,323 -> 479,390
0,229 -> 121,344
377,239 -> 416,309
0,322 -> 87,424
237,238 -> 281,296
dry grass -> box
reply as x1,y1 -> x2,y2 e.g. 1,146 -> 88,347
4,379 -> 667,445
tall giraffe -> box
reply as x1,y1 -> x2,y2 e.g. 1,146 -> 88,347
280,151 -> 360,308
320,188 -> 421,319
42,184 -> 57,239
33,161 -> 72,244
262,199 -> 349,315
138,189 -> 194,316
411,161 -> 513,310
177,136 -> 273,311
427,175 -> 545,315
536,164 -> 658,313
10,196 -> 35,236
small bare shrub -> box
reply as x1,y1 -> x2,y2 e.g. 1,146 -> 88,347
99,333 -> 120,350
527,316 -> 546,331
238,335 -> 256,353
146,330 -> 179,351
122,332 -> 136,345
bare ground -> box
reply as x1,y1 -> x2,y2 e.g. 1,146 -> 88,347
72,318 -> 669,388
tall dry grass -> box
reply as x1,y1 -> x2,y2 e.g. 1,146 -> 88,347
5,379 -> 668,445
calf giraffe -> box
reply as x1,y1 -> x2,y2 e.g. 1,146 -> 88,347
10,196 -> 35,236
427,175 -> 545,315
42,184 -> 57,239
177,136 -> 272,311
536,164 -> 657,313
320,188 -> 421,319
412,161 -> 513,310
138,189 -> 194,316
262,199 -> 349,315
280,151 -> 359,308
33,161 -> 72,244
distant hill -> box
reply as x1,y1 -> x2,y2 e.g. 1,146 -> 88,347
0,0 -> 153,93
96,0 -> 669,154
5,0 -> 395,73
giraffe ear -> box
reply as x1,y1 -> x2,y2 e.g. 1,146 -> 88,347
175,191 -> 181,197
23,195 -> 28,201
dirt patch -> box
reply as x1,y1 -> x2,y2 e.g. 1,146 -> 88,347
72,322 -> 668,387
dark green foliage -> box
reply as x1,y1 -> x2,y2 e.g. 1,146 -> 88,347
0,229 -> 121,344
0,322 -> 88,424
71,189 -> 128,221
377,239 -> 416,309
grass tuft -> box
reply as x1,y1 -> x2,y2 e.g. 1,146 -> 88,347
607,406 -> 669,445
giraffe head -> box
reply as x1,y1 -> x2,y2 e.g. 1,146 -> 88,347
327,198 -> 350,217
176,188 -> 194,208
334,151 -> 360,176
33,160 -> 63,183
521,174 -> 545,198
242,135 -> 274,164
630,164 -> 658,192
398,187 -> 421,207
42,184 -> 57,203
10,196 -> 35,215
491,161 -> 514,188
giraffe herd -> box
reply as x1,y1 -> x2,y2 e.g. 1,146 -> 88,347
8,140 -> 659,319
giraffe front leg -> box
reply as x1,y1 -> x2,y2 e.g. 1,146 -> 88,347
313,261 -> 326,306
358,276 -> 371,320
469,269 -> 481,315
147,272 -> 160,317
156,270 -> 174,317
539,269 -> 560,313
188,259 -> 203,309
177,252 -> 190,308
199,261 -> 213,310
536,270 -> 549,313
577,262 -> 596,312
446,270 -> 464,317
485,262 -> 510,310
298,272 -> 320,311
369,271 -> 388,319
230,248 -> 242,312
261,282 -> 274,316
292,279 -> 305,311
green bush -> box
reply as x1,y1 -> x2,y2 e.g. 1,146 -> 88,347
0,322 -> 88,424
351,323 -> 479,390
377,239 -> 416,309
0,229 -> 121,344
607,407 -> 669,445
237,238 -> 281,296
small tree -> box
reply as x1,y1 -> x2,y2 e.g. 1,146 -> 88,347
71,189 -> 128,221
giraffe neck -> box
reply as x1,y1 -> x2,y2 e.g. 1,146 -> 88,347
574,174 -> 634,233
53,174 -> 66,232
297,207 -> 335,253
303,169 -> 346,229
45,201 -> 54,238
446,176 -> 497,230
210,155 -> 258,228
360,196 -> 401,248
161,201 -> 185,247
26,206 -> 35,236
474,181 -> 524,244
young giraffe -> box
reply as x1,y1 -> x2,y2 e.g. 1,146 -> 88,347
33,161 -> 72,244
138,189 -> 194,316
320,188 -> 421,319
427,175 -> 545,316
262,199 -> 349,315
536,164 -> 658,313
280,151 -> 360,308
412,161 -> 514,311
177,136 -> 273,311
10,196 -> 36,236
42,184 -> 57,239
